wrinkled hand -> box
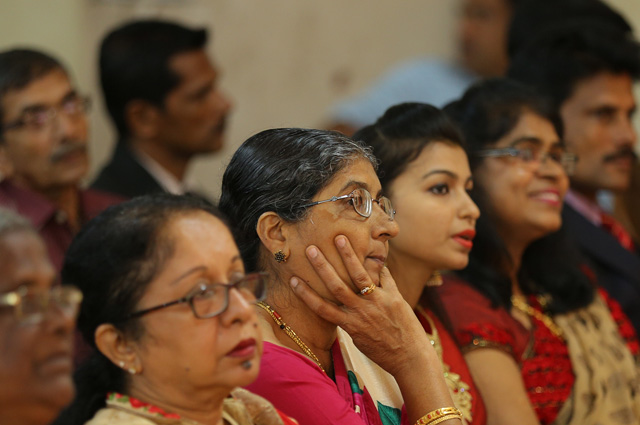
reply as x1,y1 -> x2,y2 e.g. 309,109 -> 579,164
289,235 -> 433,377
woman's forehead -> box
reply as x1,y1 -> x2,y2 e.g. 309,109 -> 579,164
317,158 -> 380,195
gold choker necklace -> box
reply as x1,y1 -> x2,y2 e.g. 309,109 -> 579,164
257,301 -> 326,373
511,294 -> 563,338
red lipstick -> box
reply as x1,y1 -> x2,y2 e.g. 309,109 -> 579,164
452,229 -> 476,250
228,338 -> 257,358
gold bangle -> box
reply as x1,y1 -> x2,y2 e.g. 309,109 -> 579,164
415,407 -> 462,425
427,413 -> 462,425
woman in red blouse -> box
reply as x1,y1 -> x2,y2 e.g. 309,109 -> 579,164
355,102 -> 486,425
440,78 -> 640,425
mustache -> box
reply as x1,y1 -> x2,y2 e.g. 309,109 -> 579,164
603,146 -> 638,163
50,142 -> 87,163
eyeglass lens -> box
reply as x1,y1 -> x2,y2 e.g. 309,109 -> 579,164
12,97 -> 90,131
11,286 -> 82,324
518,145 -> 576,173
350,188 -> 395,220
192,274 -> 266,319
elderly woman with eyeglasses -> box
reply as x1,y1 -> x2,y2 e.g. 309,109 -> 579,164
0,208 -> 82,425
219,128 -> 462,425
53,195 -> 298,425
438,78 -> 640,425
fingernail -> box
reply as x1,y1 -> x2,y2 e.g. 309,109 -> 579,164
308,246 -> 318,258
290,277 -> 299,288
336,236 -> 346,248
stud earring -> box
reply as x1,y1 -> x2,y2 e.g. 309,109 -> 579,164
128,367 -> 137,375
426,270 -> 443,287
274,250 -> 288,263
118,361 -> 125,368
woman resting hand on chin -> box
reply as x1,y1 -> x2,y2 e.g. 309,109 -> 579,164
219,128 -> 463,425
53,195 -> 298,425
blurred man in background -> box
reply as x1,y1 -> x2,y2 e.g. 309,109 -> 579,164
328,0 -> 515,135
91,19 -> 232,200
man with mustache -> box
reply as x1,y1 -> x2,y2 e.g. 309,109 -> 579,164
0,49 -> 122,273
508,18 -> 640,333
91,20 -> 232,200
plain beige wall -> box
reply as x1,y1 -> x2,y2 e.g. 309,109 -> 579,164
0,0 -> 639,200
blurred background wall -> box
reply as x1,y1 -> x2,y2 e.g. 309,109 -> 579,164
0,0 -> 639,199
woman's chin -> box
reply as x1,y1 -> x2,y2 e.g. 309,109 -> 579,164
232,362 -> 261,388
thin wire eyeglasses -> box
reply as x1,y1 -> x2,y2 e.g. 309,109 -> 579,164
300,187 -> 396,220
0,285 -> 83,325
2,95 -> 91,132
475,146 -> 578,175
123,272 -> 268,321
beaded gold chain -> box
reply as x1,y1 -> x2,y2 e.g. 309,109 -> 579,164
511,294 -> 564,338
256,301 -> 326,373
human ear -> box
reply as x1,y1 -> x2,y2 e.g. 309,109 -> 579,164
256,211 -> 289,258
94,323 -> 142,375
125,100 -> 161,140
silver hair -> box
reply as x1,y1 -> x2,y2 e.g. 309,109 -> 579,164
220,128 -> 378,272
0,208 -> 34,237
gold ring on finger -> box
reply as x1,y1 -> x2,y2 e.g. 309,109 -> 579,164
360,283 -> 376,296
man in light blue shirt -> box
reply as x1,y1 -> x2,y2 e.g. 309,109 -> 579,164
329,0 -> 515,134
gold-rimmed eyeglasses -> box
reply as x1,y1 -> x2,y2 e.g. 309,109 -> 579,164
300,188 -> 396,220
0,285 -> 83,325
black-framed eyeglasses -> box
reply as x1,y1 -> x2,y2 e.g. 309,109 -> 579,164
300,187 -> 395,220
2,95 -> 91,132
475,146 -> 578,175
0,285 -> 83,325
123,272 -> 268,321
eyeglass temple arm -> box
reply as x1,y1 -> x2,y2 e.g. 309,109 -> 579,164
301,194 -> 350,208
475,148 -> 520,158
124,298 -> 186,319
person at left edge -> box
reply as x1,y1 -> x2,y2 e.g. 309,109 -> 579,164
0,49 -> 123,273
0,49 -> 123,366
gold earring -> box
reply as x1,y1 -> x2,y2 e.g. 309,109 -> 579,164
426,270 -> 443,287
274,250 -> 288,263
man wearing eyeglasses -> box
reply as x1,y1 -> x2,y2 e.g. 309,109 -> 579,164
0,49 -> 122,272
508,18 -> 640,333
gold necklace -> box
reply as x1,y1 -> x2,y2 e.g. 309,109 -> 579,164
256,301 -> 326,373
511,294 -> 563,338
416,307 -> 473,423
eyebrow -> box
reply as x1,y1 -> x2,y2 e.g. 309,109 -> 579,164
510,136 -> 566,149
187,81 -> 214,99
338,180 -> 383,198
421,169 -> 458,180
18,89 -> 78,116
168,255 -> 243,286
508,136 -> 543,147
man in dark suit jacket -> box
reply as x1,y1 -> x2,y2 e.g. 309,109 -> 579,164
91,20 -> 232,199
508,8 -> 640,332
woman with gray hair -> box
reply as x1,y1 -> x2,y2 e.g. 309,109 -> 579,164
219,128 -> 461,425
0,208 -> 82,425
